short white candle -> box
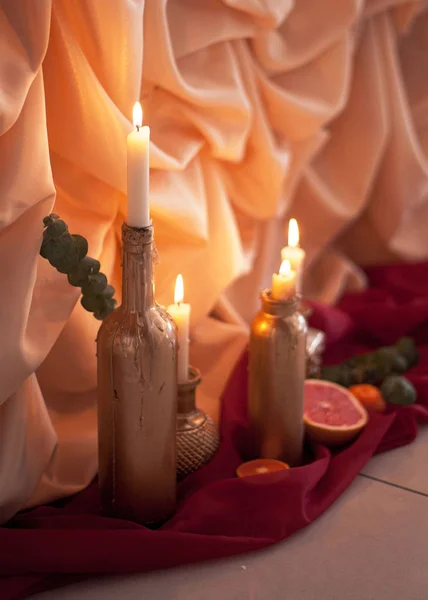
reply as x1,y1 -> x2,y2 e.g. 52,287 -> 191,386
281,218 -> 305,294
271,259 -> 296,301
127,102 -> 150,228
167,274 -> 191,383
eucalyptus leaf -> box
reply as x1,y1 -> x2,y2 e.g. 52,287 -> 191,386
102,285 -> 115,299
81,293 -> 102,312
46,220 -> 68,238
72,234 -> 89,261
82,272 -> 108,295
43,214 -> 60,227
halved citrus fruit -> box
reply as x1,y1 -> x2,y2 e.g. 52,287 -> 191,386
304,380 -> 368,447
236,459 -> 289,478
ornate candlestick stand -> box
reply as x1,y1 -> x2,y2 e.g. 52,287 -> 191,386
97,222 -> 177,525
176,367 -> 220,480
249,290 -> 307,467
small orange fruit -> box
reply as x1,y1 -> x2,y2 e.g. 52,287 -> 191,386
348,384 -> 387,414
236,459 -> 289,478
304,380 -> 368,447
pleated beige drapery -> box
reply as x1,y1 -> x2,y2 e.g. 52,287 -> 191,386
1,0 -> 428,523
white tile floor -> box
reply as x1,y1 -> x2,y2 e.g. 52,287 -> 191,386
34,425 -> 428,600
361,427 -> 428,495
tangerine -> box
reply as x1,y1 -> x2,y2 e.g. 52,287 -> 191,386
348,384 -> 387,414
236,459 -> 289,478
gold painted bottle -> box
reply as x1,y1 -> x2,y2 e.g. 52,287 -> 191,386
248,290 -> 307,467
97,223 -> 177,524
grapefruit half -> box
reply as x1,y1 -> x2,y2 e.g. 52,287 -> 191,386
304,379 -> 368,447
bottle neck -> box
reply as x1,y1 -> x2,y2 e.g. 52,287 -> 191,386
121,223 -> 154,313
177,367 -> 201,414
261,289 -> 298,317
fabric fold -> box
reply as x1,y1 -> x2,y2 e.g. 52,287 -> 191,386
1,0 -> 428,523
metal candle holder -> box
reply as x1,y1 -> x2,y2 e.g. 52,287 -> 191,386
306,327 -> 326,377
248,290 -> 307,467
176,366 -> 220,480
299,299 -> 326,377
97,222 -> 177,525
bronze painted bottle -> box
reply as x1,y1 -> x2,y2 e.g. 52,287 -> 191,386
97,223 -> 177,524
248,290 -> 307,467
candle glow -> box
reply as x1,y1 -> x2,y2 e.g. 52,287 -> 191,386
133,101 -> 143,128
281,218 -> 305,294
168,274 -> 191,383
174,274 -> 184,305
279,259 -> 291,277
288,218 -> 299,247
271,258 -> 296,301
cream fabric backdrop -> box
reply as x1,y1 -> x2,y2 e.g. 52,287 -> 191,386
1,0 -> 428,522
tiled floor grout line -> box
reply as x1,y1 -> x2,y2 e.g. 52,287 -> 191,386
358,472 -> 428,498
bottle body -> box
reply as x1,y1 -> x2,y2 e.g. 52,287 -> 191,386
97,224 -> 177,524
248,292 -> 307,467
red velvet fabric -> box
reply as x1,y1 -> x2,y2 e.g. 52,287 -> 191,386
1,262 -> 428,599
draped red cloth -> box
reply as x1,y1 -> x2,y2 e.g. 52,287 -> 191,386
1,261 -> 428,600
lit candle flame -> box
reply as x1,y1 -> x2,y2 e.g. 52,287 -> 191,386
133,101 -> 143,129
288,218 -> 299,248
279,259 -> 291,277
174,274 -> 184,305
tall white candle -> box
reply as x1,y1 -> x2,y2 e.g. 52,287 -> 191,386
281,218 -> 305,294
167,274 -> 191,383
271,259 -> 296,301
127,102 -> 150,228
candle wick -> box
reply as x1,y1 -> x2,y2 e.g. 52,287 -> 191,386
136,125 -> 140,132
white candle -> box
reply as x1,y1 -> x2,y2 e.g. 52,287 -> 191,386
127,102 -> 150,228
271,259 -> 296,301
167,274 -> 191,383
281,218 -> 305,294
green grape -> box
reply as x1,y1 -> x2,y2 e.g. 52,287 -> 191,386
82,272 -> 108,295
71,234 -> 88,260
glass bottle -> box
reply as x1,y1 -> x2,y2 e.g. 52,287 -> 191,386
249,290 -> 307,467
97,223 -> 177,524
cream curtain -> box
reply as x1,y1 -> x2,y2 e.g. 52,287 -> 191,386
1,0 -> 428,523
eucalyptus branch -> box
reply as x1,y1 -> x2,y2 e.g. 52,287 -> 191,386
40,214 -> 117,320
